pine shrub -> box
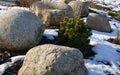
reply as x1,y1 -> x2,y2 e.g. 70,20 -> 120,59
58,16 -> 92,49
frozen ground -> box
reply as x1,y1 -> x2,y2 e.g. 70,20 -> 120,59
85,19 -> 120,75
0,1 -> 120,75
94,0 -> 120,11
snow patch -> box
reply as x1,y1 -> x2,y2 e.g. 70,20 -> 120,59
0,55 -> 25,75
43,29 -> 58,40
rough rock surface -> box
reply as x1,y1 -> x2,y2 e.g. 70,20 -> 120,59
18,44 -> 88,75
30,1 -> 74,26
68,1 -> 89,17
0,9 -> 45,51
87,13 -> 112,32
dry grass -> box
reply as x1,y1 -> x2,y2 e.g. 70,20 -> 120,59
87,2 -> 120,44
86,1 -> 111,11
108,30 -> 120,45
108,11 -> 120,20
15,0 -> 41,7
116,30 -> 120,44
86,1 -> 120,20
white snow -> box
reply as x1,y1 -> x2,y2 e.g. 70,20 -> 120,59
85,4 -> 120,74
85,22 -> 120,74
43,29 -> 58,40
89,7 -> 109,17
0,1 -> 120,75
85,26 -> 120,75
0,55 -> 25,75
85,59 -> 120,75
0,62 -> 12,75
94,0 -> 120,11
0,5 -> 29,13
10,55 -> 25,63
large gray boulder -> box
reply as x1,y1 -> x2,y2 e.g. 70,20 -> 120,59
30,1 -> 74,26
0,9 -> 45,51
87,13 -> 112,32
18,44 -> 88,75
68,1 -> 89,17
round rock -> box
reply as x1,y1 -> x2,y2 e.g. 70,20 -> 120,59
68,1 -> 89,17
87,13 -> 112,32
30,1 -> 74,26
0,9 -> 45,51
18,44 -> 88,75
